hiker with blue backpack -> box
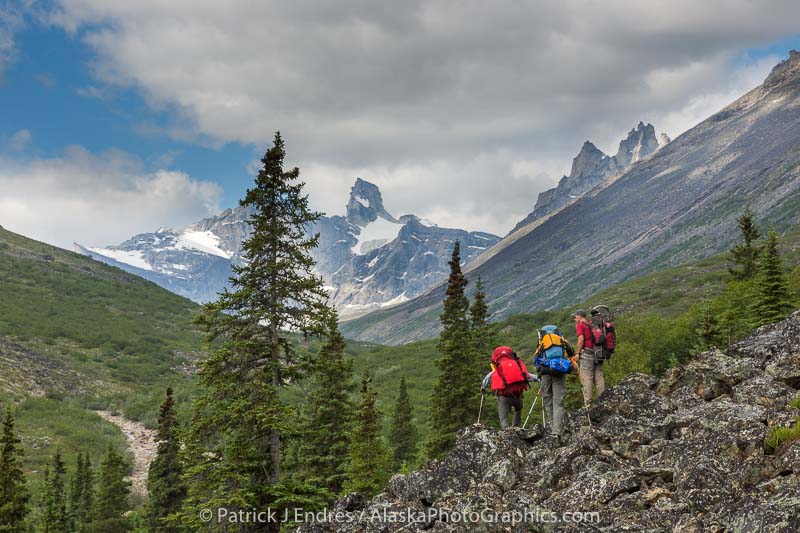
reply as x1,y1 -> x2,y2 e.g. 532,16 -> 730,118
480,346 -> 539,428
533,325 -> 576,442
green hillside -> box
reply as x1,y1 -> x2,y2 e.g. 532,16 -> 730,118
0,225 -> 204,487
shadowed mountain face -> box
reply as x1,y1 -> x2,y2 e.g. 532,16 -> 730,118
342,51 -> 800,345
76,178 -> 499,317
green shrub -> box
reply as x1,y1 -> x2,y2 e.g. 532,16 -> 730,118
765,419 -> 800,454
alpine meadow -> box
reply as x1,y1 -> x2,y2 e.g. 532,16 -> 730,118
3,3 -> 800,532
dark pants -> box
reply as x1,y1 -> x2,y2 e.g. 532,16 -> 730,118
497,394 -> 522,428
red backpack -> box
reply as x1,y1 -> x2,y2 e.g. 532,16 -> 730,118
490,346 -> 529,395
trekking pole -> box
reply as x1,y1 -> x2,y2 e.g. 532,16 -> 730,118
540,383 -> 547,430
522,386 -> 541,429
477,392 -> 485,424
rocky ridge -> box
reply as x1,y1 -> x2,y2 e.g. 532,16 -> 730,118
305,311 -> 800,531
511,122 -> 667,233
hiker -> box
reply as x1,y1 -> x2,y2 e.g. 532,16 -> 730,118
484,347 -> 535,428
532,325 -> 575,441
575,309 -> 604,403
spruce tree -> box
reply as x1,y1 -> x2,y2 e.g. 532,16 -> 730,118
147,388 -> 186,532
469,276 -> 495,388
181,132 -> 333,528
344,371 -> 391,497
41,449 -> 68,533
295,313 -> 356,497
69,453 -> 94,533
389,377 -> 418,471
729,207 -> 761,281
0,406 -> 29,532
425,241 -> 472,459
93,445 -> 130,533
68,453 -> 82,532
752,230 -> 791,326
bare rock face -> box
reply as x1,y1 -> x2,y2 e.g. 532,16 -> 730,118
302,312 -> 800,531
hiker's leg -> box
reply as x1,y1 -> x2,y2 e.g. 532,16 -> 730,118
541,375 -> 554,427
552,375 -> 566,437
511,395 -> 522,427
579,354 -> 594,403
595,360 -> 605,397
497,396 -> 510,429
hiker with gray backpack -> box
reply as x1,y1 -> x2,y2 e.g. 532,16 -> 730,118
574,306 -> 616,405
532,325 -> 575,442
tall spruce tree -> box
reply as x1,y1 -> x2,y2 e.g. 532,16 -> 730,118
425,241 -> 472,459
344,371 -> 391,497
181,132 -> 332,529
69,453 -> 93,533
93,445 -> 130,533
729,207 -> 762,281
752,230 -> 791,326
0,406 -> 29,532
469,276 -> 495,388
389,377 -> 418,471
294,313 -> 356,498
41,450 -> 68,533
147,388 -> 186,532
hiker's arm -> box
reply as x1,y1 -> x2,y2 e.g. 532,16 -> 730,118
576,333 -> 585,353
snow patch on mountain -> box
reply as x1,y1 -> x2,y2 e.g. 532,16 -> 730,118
351,217 -> 403,255
177,230 -> 231,259
87,248 -> 152,271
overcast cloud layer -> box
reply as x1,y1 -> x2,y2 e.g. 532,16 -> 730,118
4,1 -> 800,245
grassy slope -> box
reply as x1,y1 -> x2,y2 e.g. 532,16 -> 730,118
0,225 -> 204,487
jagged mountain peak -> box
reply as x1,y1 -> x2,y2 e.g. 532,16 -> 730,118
569,141 -> 607,181
346,178 -> 396,226
615,121 -> 659,166
763,49 -> 800,89
510,121 -> 666,234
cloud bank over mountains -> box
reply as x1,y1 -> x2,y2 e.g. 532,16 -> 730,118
2,1 -> 800,244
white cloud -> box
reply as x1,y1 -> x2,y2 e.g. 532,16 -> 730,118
6,129 -> 32,151
26,1 -> 800,234
0,146 -> 222,249
0,2 -> 23,80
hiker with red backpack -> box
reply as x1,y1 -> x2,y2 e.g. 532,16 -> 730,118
484,346 -> 537,428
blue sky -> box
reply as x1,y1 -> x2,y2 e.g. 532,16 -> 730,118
1,21 -> 256,209
2,1 -> 800,248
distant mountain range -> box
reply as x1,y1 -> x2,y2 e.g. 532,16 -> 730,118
341,51 -> 800,345
76,178 -> 500,317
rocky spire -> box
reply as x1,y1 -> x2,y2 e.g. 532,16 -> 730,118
346,178 -> 397,226
614,122 -> 660,167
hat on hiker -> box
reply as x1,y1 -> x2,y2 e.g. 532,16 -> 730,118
573,309 -> 587,318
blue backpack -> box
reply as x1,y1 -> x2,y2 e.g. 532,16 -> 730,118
534,325 -> 574,375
